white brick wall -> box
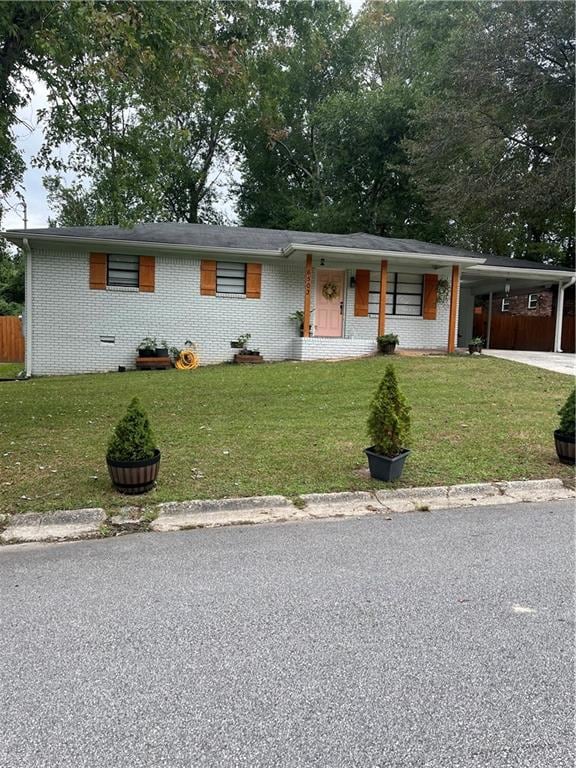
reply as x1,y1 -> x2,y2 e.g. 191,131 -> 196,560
343,266 -> 454,350
292,337 -> 377,360
29,249 -> 456,375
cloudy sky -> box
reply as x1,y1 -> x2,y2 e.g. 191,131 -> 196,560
3,0 -> 364,231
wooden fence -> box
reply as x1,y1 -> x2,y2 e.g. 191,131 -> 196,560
0,316 -> 25,362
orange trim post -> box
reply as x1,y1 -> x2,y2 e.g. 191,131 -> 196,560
303,254 -> 312,337
377,260 -> 388,336
447,264 -> 460,352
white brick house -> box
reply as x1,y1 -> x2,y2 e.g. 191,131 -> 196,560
3,224 -> 574,375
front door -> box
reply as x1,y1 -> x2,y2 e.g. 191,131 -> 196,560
315,269 -> 344,337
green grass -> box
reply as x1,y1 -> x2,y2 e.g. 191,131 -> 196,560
0,356 -> 573,514
0,362 -> 23,379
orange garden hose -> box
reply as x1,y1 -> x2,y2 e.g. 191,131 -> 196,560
175,346 -> 199,370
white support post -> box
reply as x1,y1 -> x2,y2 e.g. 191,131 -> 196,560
486,292 -> 493,349
554,281 -> 565,352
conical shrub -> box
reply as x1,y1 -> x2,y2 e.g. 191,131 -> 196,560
107,397 -> 157,462
558,388 -> 575,436
367,364 -> 411,456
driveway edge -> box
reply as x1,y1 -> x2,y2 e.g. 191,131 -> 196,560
1,479 -> 573,545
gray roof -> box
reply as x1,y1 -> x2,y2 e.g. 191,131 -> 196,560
6,222 -> 484,260
3,223 -> 570,271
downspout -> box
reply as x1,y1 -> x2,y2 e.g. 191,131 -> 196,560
22,237 -> 32,377
554,276 -> 576,353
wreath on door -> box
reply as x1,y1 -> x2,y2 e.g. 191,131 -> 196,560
322,280 -> 340,300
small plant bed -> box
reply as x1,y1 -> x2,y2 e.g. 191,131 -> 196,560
0,355 -> 573,515
234,352 -> 264,364
136,356 -> 172,370
231,332 -> 263,363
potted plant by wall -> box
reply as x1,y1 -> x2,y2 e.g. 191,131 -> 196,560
468,336 -> 483,354
289,310 -> 305,336
554,388 -> 575,465
231,332 -> 251,350
155,338 -> 169,357
377,333 -> 399,355
137,336 -> 157,357
364,364 -> 411,482
232,333 -> 264,363
106,397 -> 161,494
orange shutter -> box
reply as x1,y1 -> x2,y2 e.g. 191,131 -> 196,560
354,269 -> 370,316
89,253 -> 107,290
422,274 -> 439,320
246,263 -> 262,299
200,260 -> 217,296
139,256 -> 155,292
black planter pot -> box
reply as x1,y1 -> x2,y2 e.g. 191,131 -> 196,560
468,344 -> 482,354
378,343 -> 397,355
107,449 -> 161,494
364,447 -> 410,482
554,430 -> 575,465
155,348 -> 168,357
138,348 -> 156,358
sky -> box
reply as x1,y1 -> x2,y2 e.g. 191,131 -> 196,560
2,0 -> 365,232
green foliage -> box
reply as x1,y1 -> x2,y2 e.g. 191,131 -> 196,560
0,248 -> 24,314
377,333 -> 399,347
558,389 -> 575,436
367,364 -> 410,456
106,397 -> 157,462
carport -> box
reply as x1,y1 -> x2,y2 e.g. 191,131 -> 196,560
458,257 -> 575,353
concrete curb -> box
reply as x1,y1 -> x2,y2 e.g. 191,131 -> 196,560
0,508 -> 106,544
0,479 -> 573,545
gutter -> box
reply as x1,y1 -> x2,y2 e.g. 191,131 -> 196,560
282,243 -> 486,266
0,232 -> 283,260
467,264 -> 575,280
22,237 -> 32,377
554,275 -> 576,352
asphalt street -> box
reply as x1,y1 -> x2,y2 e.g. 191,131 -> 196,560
0,501 -> 574,768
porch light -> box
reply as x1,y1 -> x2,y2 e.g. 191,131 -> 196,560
505,279 -> 511,295
350,275 -> 356,288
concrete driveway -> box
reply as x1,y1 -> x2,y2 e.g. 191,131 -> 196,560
483,349 -> 576,375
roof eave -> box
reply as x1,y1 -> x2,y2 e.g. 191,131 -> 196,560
1,231 -> 282,259
282,242 -> 486,266
468,264 -> 575,280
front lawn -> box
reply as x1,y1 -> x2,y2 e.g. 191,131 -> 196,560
0,356 -> 573,514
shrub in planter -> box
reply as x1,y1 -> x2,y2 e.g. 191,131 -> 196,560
106,397 -> 160,494
365,364 -> 411,481
468,336 -> 483,354
137,336 -> 157,357
377,333 -> 399,355
554,388 -> 575,465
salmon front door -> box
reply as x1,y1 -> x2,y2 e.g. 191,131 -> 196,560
315,269 -> 344,337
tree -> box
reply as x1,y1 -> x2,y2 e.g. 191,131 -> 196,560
407,0 -> 575,266
235,0 -> 358,230
38,1 -> 258,226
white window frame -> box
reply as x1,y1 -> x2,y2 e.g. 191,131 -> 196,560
527,293 -> 538,310
107,254 -> 140,288
501,298 -> 510,312
216,262 -> 246,296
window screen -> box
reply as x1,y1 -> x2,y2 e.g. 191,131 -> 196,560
107,254 -> 139,287
217,262 -> 246,294
368,272 -> 423,316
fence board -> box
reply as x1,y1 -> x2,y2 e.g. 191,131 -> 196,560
0,316 -> 25,362
488,314 -> 555,351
